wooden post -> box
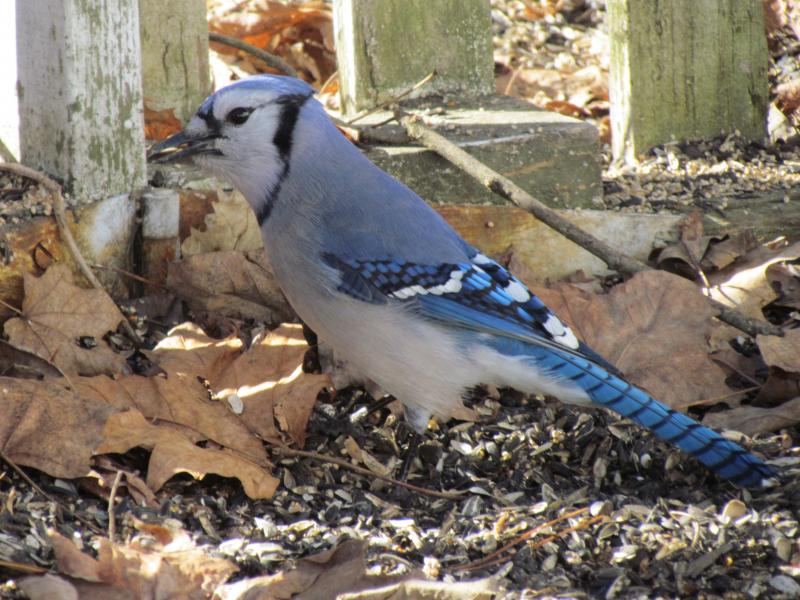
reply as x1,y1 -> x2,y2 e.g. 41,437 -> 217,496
138,0 -> 211,125
15,0 -> 147,204
608,0 -> 769,163
334,0 -> 494,115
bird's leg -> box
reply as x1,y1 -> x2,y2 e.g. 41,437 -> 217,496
395,404 -> 432,481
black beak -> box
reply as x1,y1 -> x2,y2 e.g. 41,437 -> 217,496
147,130 -> 222,164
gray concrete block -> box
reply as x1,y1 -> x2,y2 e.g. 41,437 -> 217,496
353,95 -> 602,208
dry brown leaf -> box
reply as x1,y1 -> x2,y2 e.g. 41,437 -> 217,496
4,265 -> 128,376
0,377 -> 118,479
181,190 -> 264,256
75,372 -> 267,464
0,338 -> 65,379
705,241 -> 800,320
209,1 -> 335,85
757,329 -> 800,373
703,397 -> 800,436
18,575 -> 80,600
530,270 -> 731,409
213,323 -> 331,446
143,98 -> 183,141
38,526 -> 237,599
766,261 -> 800,309
702,231 -> 759,272
216,539 -> 400,600
216,539 -> 498,600
98,410 -> 278,499
167,249 -> 293,323
146,321 -> 243,383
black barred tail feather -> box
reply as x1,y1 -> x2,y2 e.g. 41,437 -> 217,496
532,347 -> 775,488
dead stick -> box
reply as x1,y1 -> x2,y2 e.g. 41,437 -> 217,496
272,446 -> 465,500
209,32 -> 298,78
107,470 -> 123,539
0,163 -> 143,346
396,113 -> 783,339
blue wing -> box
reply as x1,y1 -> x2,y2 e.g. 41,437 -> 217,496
322,250 -> 617,372
322,250 -> 776,487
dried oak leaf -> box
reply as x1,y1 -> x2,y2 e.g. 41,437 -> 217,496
766,261 -> 800,309
213,323 -> 331,446
216,539 -> 498,600
143,98 -> 183,141
98,410 -> 278,499
167,249 -> 293,323
703,397 -> 800,436
705,241 -> 800,320
0,377 -> 118,479
530,270 -> 731,409
75,372 -> 267,465
757,329 -> 800,373
146,321 -> 243,384
38,526 -> 236,600
4,265 -> 128,376
181,190 -> 262,257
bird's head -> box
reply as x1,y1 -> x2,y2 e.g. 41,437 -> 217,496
148,75 -> 315,211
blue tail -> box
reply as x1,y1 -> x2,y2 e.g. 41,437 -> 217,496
531,347 -> 775,488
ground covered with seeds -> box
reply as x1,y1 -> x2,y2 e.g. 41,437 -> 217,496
2,1 -> 800,599
1,388 -> 798,598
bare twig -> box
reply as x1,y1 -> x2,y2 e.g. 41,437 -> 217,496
688,385 -> 761,408
209,32 -> 298,78
395,112 -> 784,339
91,263 -> 166,289
107,470 -> 123,539
0,559 -> 47,575
0,163 -> 143,347
0,448 -> 103,535
455,507 -> 602,572
272,446 -> 465,500
345,71 -> 436,126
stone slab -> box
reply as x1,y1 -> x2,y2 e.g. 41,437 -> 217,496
350,95 -> 602,208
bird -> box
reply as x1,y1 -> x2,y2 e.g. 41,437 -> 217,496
148,74 -> 775,488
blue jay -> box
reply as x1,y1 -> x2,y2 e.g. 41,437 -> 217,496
149,75 -> 775,488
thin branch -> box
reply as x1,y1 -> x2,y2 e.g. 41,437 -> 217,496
395,112 -> 784,339
345,71 -> 436,126
209,32 -> 298,78
107,470 -> 123,539
272,446 -> 465,500
0,163 -> 144,347
0,559 -> 47,575
455,507 -> 601,572
0,448 -> 104,535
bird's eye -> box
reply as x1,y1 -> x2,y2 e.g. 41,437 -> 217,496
226,107 -> 253,126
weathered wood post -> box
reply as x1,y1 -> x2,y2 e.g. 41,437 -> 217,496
16,0 -> 147,204
138,0 -> 210,288
138,0 -> 212,124
332,0 -> 602,211
10,0 -> 147,296
608,0 -> 769,163
335,0 -> 494,115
